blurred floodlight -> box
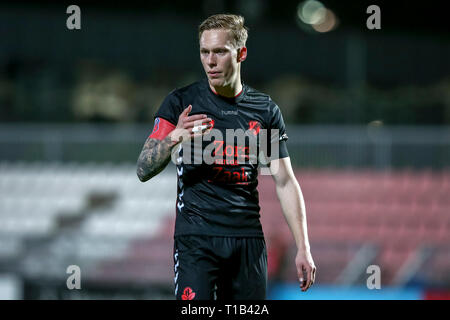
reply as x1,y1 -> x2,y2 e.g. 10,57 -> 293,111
368,120 -> 384,127
296,1 -> 338,34
311,9 -> 338,33
297,0 -> 326,25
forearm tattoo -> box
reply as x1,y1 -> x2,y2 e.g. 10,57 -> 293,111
136,135 -> 175,182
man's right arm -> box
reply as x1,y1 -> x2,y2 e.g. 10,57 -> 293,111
136,135 -> 178,182
136,104 -> 212,182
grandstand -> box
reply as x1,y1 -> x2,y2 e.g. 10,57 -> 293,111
0,160 -> 448,299
259,170 -> 450,287
0,162 -> 177,298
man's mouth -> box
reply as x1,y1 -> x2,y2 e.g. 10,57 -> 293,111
208,71 -> 221,77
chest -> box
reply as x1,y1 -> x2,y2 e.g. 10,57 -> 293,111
190,97 -> 267,133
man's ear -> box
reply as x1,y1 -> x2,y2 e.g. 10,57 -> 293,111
237,47 -> 247,62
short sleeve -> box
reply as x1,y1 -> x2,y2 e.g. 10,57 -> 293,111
154,90 -> 183,126
268,100 -> 289,159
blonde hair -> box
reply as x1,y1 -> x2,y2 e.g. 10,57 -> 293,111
198,14 -> 249,48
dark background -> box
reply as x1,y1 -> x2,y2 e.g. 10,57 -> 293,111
1,0 -> 449,124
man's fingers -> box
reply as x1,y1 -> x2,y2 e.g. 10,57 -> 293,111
311,267 -> 316,284
298,265 -> 314,292
299,277 -> 305,288
181,106 -> 209,123
305,269 -> 313,290
181,104 -> 192,116
305,266 -> 316,291
298,267 -> 306,289
178,105 -> 212,138
191,123 -> 213,137
184,118 -> 212,129
201,125 -> 214,136
185,114 -> 208,123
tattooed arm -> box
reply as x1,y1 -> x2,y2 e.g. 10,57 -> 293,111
136,104 -> 212,182
136,135 -> 178,182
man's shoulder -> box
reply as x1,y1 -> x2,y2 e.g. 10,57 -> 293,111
170,80 -> 206,97
244,84 -> 277,110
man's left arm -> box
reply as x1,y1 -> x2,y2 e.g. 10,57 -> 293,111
269,157 -> 316,292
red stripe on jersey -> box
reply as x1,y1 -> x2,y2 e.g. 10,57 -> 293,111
149,117 -> 176,140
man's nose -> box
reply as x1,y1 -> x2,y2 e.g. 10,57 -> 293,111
207,53 -> 216,66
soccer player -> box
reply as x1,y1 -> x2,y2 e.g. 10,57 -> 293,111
137,13 -> 316,300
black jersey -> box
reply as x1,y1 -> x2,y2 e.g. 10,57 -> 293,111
154,78 -> 289,237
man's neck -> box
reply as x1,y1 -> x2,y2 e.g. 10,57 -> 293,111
209,79 -> 243,98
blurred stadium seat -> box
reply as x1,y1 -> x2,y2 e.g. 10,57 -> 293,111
258,169 -> 450,287
0,161 -> 448,297
0,161 -> 176,292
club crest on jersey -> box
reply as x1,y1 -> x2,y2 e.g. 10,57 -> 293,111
181,287 -> 196,300
151,117 -> 160,135
248,120 -> 261,136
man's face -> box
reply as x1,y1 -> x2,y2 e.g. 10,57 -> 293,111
199,29 -> 242,88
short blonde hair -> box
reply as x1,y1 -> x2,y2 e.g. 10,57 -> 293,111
198,14 -> 249,48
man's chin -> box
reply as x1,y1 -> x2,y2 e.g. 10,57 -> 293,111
208,78 -> 225,87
